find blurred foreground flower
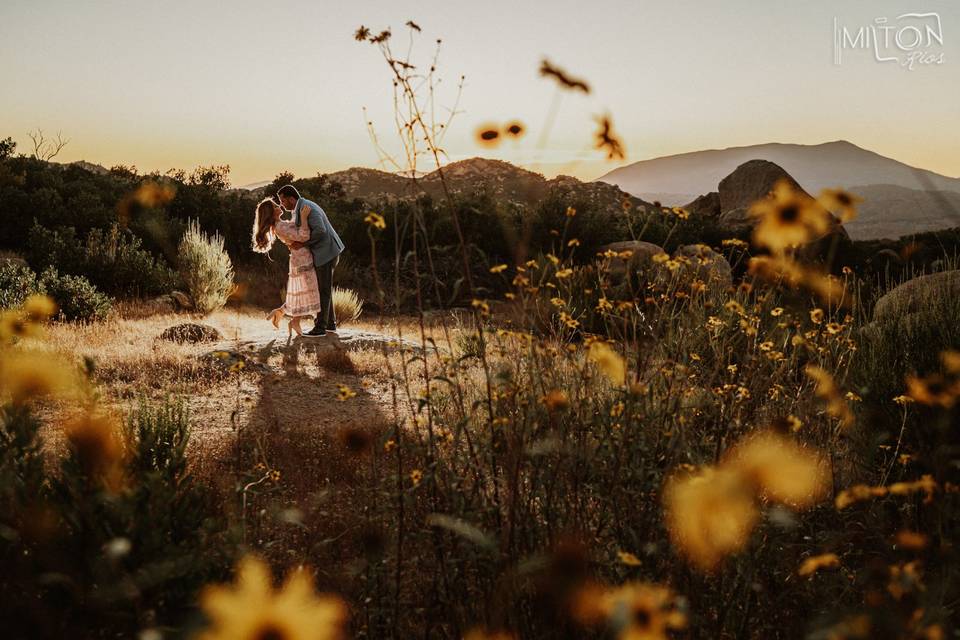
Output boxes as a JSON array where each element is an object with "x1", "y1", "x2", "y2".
[
  {"x1": 594, "y1": 116, "x2": 625, "y2": 160},
  {"x1": 475, "y1": 125, "x2": 500, "y2": 148},
  {"x1": 747, "y1": 255, "x2": 846, "y2": 306},
  {"x1": 0, "y1": 350, "x2": 80, "y2": 405},
  {"x1": 664, "y1": 467, "x2": 758, "y2": 571},
  {"x1": 724, "y1": 430, "x2": 828, "y2": 508},
  {"x1": 817, "y1": 187, "x2": 862, "y2": 222},
  {"x1": 0, "y1": 310, "x2": 41, "y2": 342},
  {"x1": 539, "y1": 58, "x2": 590, "y2": 93},
  {"x1": 905, "y1": 373, "x2": 959, "y2": 408},
  {"x1": 574, "y1": 581, "x2": 686, "y2": 640},
  {"x1": 588, "y1": 341, "x2": 627, "y2": 387},
  {"x1": 117, "y1": 181, "x2": 176, "y2": 225},
  {"x1": 22, "y1": 294, "x2": 57, "y2": 323},
  {"x1": 750, "y1": 179, "x2": 831, "y2": 252},
  {"x1": 197, "y1": 555, "x2": 347, "y2": 640},
  {"x1": 665, "y1": 428, "x2": 830, "y2": 571},
  {"x1": 64, "y1": 410, "x2": 126, "y2": 492},
  {"x1": 797, "y1": 553, "x2": 840, "y2": 577},
  {"x1": 805, "y1": 365, "x2": 855, "y2": 428},
  {"x1": 835, "y1": 475, "x2": 937, "y2": 510}
]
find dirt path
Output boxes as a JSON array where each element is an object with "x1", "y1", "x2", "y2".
[
  {"x1": 36, "y1": 309, "x2": 427, "y2": 573},
  {"x1": 38, "y1": 308, "x2": 447, "y2": 585},
  {"x1": 179, "y1": 318, "x2": 429, "y2": 585}
]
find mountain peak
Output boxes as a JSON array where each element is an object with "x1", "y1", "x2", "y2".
[
  {"x1": 597, "y1": 139, "x2": 959, "y2": 206},
  {"x1": 430, "y1": 157, "x2": 543, "y2": 180}
]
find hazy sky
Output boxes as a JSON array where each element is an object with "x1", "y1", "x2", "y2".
[{"x1": 1, "y1": 0, "x2": 958, "y2": 186}]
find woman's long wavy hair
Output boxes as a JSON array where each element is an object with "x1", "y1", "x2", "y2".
[{"x1": 252, "y1": 198, "x2": 278, "y2": 254}]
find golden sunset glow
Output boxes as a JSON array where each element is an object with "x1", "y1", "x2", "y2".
[{"x1": 1, "y1": 1, "x2": 958, "y2": 184}]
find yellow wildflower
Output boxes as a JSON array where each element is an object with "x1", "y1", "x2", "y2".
[
  {"x1": 364, "y1": 212, "x2": 386, "y2": 229},
  {"x1": 798, "y1": 553, "x2": 840, "y2": 577},
  {"x1": 198, "y1": 555, "x2": 347, "y2": 640}
]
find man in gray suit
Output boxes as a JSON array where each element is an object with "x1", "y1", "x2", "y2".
[{"x1": 277, "y1": 184, "x2": 345, "y2": 337}]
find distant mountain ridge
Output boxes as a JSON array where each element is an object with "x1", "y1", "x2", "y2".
[
  {"x1": 313, "y1": 157, "x2": 659, "y2": 214},
  {"x1": 597, "y1": 140, "x2": 960, "y2": 204},
  {"x1": 597, "y1": 141, "x2": 960, "y2": 239}
]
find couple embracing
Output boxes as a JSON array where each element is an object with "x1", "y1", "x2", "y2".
[{"x1": 251, "y1": 185, "x2": 344, "y2": 337}]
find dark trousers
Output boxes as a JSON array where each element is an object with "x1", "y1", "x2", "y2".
[{"x1": 315, "y1": 254, "x2": 339, "y2": 329}]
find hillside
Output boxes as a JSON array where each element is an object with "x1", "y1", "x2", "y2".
[
  {"x1": 320, "y1": 157, "x2": 659, "y2": 214},
  {"x1": 844, "y1": 184, "x2": 960, "y2": 240},
  {"x1": 597, "y1": 141, "x2": 960, "y2": 240},
  {"x1": 597, "y1": 140, "x2": 960, "y2": 204}
]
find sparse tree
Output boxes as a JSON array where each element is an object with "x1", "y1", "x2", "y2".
[
  {"x1": 0, "y1": 137, "x2": 15, "y2": 160},
  {"x1": 188, "y1": 164, "x2": 231, "y2": 190},
  {"x1": 109, "y1": 164, "x2": 139, "y2": 180},
  {"x1": 166, "y1": 167, "x2": 187, "y2": 182},
  {"x1": 27, "y1": 128, "x2": 70, "y2": 161},
  {"x1": 264, "y1": 170, "x2": 296, "y2": 198}
]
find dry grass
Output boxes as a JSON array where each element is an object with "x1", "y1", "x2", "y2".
[
  {"x1": 315, "y1": 348, "x2": 357, "y2": 375},
  {"x1": 40, "y1": 303, "x2": 445, "y2": 394}
]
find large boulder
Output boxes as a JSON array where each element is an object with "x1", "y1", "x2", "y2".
[
  {"x1": 873, "y1": 270, "x2": 960, "y2": 322},
  {"x1": 718, "y1": 159, "x2": 806, "y2": 214},
  {"x1": 673, "y1": 244, "x2": 733, "y2": 286},
  {"x1": 716, "y1": 160, "x2": 809, "y2": 230},
  {"x1": 711, "y1": 159, "x2": 850, "y2": 260},
  {"x1": 597, "y1": 240, "x2": 667, "y2": 282},
  {"x1": 684, "y1": 191, "x2": 721, "y2": 218},
  {"x1": 159, "y1": 323, "x2": 222, "y2": 344}
]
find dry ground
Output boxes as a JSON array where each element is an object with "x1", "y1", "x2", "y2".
[{"x1": 32, "y1": 302, "x2": 471, "y2": 576}]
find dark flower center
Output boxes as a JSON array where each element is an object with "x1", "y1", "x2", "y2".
[
  {"x1": 254, "y1": 624, "x2": 288, "y2": 640},
  {"x1": 836, "y1": 193, "x2": 851, "y2": 206},
  {"x1": 779, "y1": 205, "x2": 799, "y2": 223},
  {"x1": 633, "y1": 607, "x2": 653, "y2": 628}
]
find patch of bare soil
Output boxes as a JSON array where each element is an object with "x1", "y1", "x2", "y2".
[{"x1": 37, "y1": 307, "x2": 456, "y2": 588}]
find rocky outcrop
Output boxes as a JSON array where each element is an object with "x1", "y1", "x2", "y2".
[
  {"x1": 718, "y1": 160, "x2": 805, "y2": 213},
  {"x1": 873, "y1": 270, "x2": 960, "y2": 322},
  {"x1": 678, "y1": 160, "x2": 851, "y2": 261},
  {"x1": 715, "y1": 160, "x2": 807, "y2": 230},
  {"x1": 684, "y1": 191, "x2": 721, "y2": 218},
  {"x1": 159, "y1": 323, "x2": 222, "y2": 344},
  {"x1": 597, "y1": 240, "x2": 666, "y2": 282},
  {"x1": 673, "y1": 244, "x2": 732, "y2": 286}
]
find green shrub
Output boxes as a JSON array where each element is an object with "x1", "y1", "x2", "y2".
[
  {"x1": 84, "y1": 225, "x2": 179, "y2": 295},
  {"x1": 39, "y1": 267, "x2": 112, "y2": 322},
  {"x1": 27, "y1": 222, "x2": 178, "y2": 297},
  {"x1": 0, "y1": 398, "x2": 235, "y2": 637},
  {"x1": 177, "y1": 220, "x2": 234, "y2": 314},
  {"x1": 0, "y1": 262, "x2": 111, "y2": 322},
  {"x1": 0, "y1": 261, "x2": 42, "y2": 309}
]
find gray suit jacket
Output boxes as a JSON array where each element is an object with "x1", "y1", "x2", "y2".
[{"x1": 294, "y1": 197, "x2": 344, "y2": 267}]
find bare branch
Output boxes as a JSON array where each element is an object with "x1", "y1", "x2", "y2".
[
  {"x1": 27, "y1": 129, "x2": 44, "y2": 159},
  {"x1": 47, "y1": 130, "x2": 70, "y2": 160},
  {"x1": 27, "y1": 128, "x2": 70, "y2": 161}
]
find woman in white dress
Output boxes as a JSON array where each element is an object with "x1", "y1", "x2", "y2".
[{"x1": 251, "y1": 198, "x2": 321, "y2": 336}]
